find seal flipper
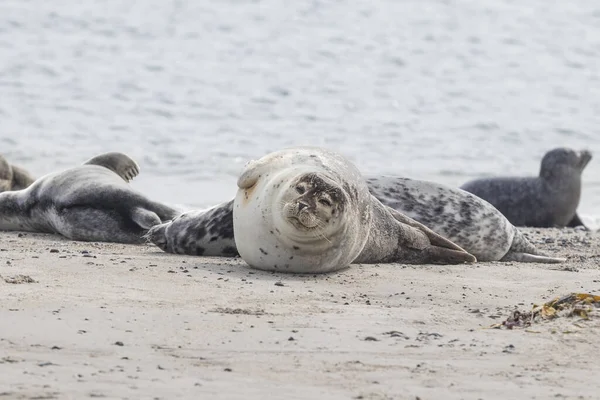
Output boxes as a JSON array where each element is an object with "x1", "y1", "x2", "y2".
[
  {"x1": 84, "y1": 152, "x2": 140, "y2": 182},
  {"x1": 130, "y1": 207, "x2": 162, "y2": 229},
  {"x1": 503, "y1": 228, "x2": 565, "y2": 263},
  {"x1": 355, "y1": 200, "x2": 476, "y2": 265},
  {"x1": 566, "y1": 213, "x2": 588, "y2": 230},
  {"x1": 385, "y1": 205, "x2": 470, "y2": 254},
  {"x1": 501, "y1": 252, "x2": 565, "y2": 263}
]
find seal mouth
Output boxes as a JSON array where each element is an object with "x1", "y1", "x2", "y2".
[
  {"x1": 579, "y1": 150, "x2": 593, "y2": 169},
  {"x1": 287, "y1": 215, "x2": 318, "y2": 230}
]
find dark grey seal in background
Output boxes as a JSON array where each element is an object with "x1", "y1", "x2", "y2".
[
  {"x1": 0, "y1": 152, "x2": 179, "y2": 243},
  {"x1": 0, "y1": 154, "x2": 35, "y2": 192},
  {"x1": 460, "y1": 147, "x2": 592, "y2": 229}
]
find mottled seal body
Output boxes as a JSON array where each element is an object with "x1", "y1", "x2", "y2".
[
  {"x1": 147, "y1": 200, "x2": 238, "y2": 257},
  {"x1": 231, "y1": 146, "x2": 475, "y2": 273},
  {"x1": 0, "y1": 155, "x2": 35, "y2": 192},
  {"x1": 147, "y1": 172, "x2": 564, "y2": 264},
  {"x1": 0, "y1": 152, "x2": 178, "y2": 243},
  {"x1": 460, "y1": 147, "x2": 592, "y2": 228},
  {"x1": 366, "y1": 176, "x2": 564, "y2": 263}
]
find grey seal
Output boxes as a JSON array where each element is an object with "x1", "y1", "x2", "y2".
[
  {"x1": 231, "y1": 146, "x2": 475, "y2": 273},
  {"x1": 147, "y1": 174, "x2": 563, "y2": 264},
  {"x1": 0, "y1": 155, "x2": 35, "y2": 192},
  {"x1": 148, "y1": 148, "x2": 477, "y2": 270},
  {"x1": 0, "y1": 152, "x2": 179, "y2": 243},
  {"x1": 460, "y1": 147, "x2": 592, "y2": 229},
  {"x1": 366, "y1": 176, "x2": 564, "y2": 263}
]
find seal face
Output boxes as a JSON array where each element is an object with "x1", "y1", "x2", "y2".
[
  {"x1": 460, "y1": 147, "x2": 592, "y2": 228},
  {"x1": 0, "y1": 152, "x2": 178, "y2": 244},
  {"x1": 283, "y1": 173, "x2": 345, "y2": 233},
  {"x1": 233, "y1": 147, "x2": 372, "y2": 273}
]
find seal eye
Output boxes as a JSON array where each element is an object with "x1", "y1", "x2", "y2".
[
  {"x1": 295, "y1": 185, "x2": 306, "y2": 194},
  {"x1": 318, "y1": 199, "x2": 331, "y2": 207}
]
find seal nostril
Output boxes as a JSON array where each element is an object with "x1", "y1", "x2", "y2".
[{"x1": 298, "y1": 202, "x2": 308, "y2": 211}]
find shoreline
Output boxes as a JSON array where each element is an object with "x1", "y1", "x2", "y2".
[{"x1": 1, "y1": 228, "x2": 599, "y2": 399}]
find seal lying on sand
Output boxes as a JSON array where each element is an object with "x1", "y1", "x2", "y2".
[
  {"x1": 460, "y1": 147, "x2": 592, "y2": 229},
  {"x1": 231, "y1": 147, "x2": 475, "y2": 272},
  {"x1": 0, "y1": 155, "x2": 35, "y2": 192},
  {"x1": 366, "y1": 177, "x2": 564, "y2": 263},
  {"x1": 147, "y1": 174, "x2": 564, "y2": 264},
  {"x1": 0, "y1": 152, "x2": 179, "y2": 243},
  {"x1": 147, "y1": 151, "x2": 477, "y2": 270}
]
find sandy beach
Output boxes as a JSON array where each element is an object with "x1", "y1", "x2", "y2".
[{"x1": 1, "y1": 228, "x2": 599, "y2": 400}]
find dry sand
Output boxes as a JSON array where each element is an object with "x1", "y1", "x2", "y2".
[{"x1": 1, "y1": 228, "x2": 599, "y2": 400}]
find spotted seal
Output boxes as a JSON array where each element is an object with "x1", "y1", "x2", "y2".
[
  {"x1": 147, "y1": 173, "x2": 564, "y2": 264},
  {"x1": 0, "y1": 154, "x2": 35, "y2": 192},
  {"x1": 0, "y1": 152, "x2": 179, "y2": 243},
  {"x1": 460, "y1": 147, "x2": 592, "y2": 229},
  {"x1": 231, "y1": 146, "x2": 476, "y2": 273},
  {"x1": 366, "y1": 176, "x2": 565, "y2": 263},
  {"x1": 149, "y1": 147, "x2": 476, "y2": 272}
]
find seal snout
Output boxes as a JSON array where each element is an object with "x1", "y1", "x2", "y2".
[{"x1": 579, "y1": 149, "x2": 593, "y2": 169}]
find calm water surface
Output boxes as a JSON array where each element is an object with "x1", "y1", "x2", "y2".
[{"x1": 1, "y1": 0, "x2": 599, "y2": 224}]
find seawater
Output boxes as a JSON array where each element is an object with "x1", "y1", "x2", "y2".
[{"x1": 1, "y1": 0, "x2": 599, "y2": 226}]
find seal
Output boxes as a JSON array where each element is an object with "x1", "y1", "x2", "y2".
[
  {"x1": 460, "y1": 147, "x2": 592, "y2": 229},
  {"x1": 366, "y1": 176, "x2": 565, "y2": 263},
  {"x1": 0, "y1": 154, "x2": 35, "y2": 192},
  {"x1": 0, "y1": 152, "x2": 179, "y2": 243},
  {"x1": 233, "y1": 146, "x2": 476, "y2": 273},
  {"x1": 147, "y1": 172, "x2": 564, "y2": 264},
  {"x1": 148, "y1": 149, "x2": 477, "y2": 271}
]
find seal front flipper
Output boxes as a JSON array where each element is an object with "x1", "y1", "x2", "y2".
[
  {"x1": 385, "y1": 205, "x2": 470, "y2": 254},
  {"x1": 84, "y1": 152, "x2": 140, "y2": 182},
  {"x1": 396, "y1": 222, "x2": 478, "y2": 264},
  {"x1": 355, "y1": 200, "x2": 476, "y2": 265}
]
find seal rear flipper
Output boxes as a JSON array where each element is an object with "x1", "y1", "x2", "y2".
[
  {"x1": 501, "y1": 252, "x2": 565, "y2": 264},
  {"x1": 84, "y1": 152, "x2": 140, "y2": 182},
  {"x1": 385, "y1": 205, "x2": 469, "y2": 253},
  {"x1": 566, "y1": 213, "x2": 588, "y2": 230},
  {"x1": 131, "y1": 207, "x2": 161, "y2": 229}
]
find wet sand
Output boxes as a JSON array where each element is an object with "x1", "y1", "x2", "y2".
[{"x1": 1, "y1": 228, "x2": 599, "y2": 400}]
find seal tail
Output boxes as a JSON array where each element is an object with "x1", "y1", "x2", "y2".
[{"x1": 502, "y1": 228, "x2": 565, "y2": 264}]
